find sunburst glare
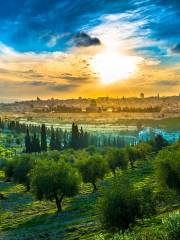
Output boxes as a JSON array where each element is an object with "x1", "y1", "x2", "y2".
[{"x1": 91, "y1": 50, "x2": 143, "y2": 84}]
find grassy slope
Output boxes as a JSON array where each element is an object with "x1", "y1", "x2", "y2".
[{"x1": 0, "y1": 159, "x2": 179, "y2": 240}]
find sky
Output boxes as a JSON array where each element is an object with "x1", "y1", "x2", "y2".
[{"x1": 0, "y1": 0, "x2": 179, "y2": 101}]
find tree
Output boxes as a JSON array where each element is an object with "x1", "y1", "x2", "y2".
[
  {"x1": 25, "y1": 128, "x2": 31, "y2": 153},
  {"x1": 156, "y1": 149, "x2": 180, "y2": 193},
  {"x1": 152, "y1": 134, "x2": 168, "y2": 152},
  {"x1": 71, "y1": 123, "x2": 78, "y2": 149},
  {"x1": 31, "y1": 133, "x2": 41, "y2": 153},
  {"x1": 41, "y1": 124, "x2": 47, "y2": 152},
  {"x1": 99, "y1": 176, "x2": 141, "y2": 231},
  {"x1": 54, "y1": 129, "x2": 62, "y2": 150},
  {"x1": 78, "y1": 154, "x2": 108, "y2": 192},
  {"x1": 127, "y1": 146, "x2": 140, "y2": 169},
  {"x1": 50, "y1": 127, "x2": 56, "y2": 150},
  {"x1": 136, "y1": 142, "x2": 152, "y2": 160},
  {"x1": 106, "y1": 148, "x2": 128, "y2": 175},
  {"x1": 30, "y1": 160, "x2": 80, "y2": 213},
  {"x1": 13, "y1": 154, "x2": 35, "y2": 191}
]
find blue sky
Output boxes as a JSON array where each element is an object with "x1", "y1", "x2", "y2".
[
  {"x1": 0, "y1": 0, "x2": 179, "y2": 100},
  {"x1": 0, "y1": 0, "x2": 179, "y2": 54}
]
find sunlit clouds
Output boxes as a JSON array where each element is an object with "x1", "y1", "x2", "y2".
[
  {"x1": 91, "y1": 50, "x2": 143, "y2": 84},
  {"x1": 0, "y1": 0, "x2": 179, "y2": 100}
]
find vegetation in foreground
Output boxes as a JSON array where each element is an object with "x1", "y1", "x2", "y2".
[{"x1": 0, "y1": 129, "x2": 180, "y2": 239}]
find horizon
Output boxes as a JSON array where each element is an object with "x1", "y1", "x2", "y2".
[
  {"x1": 1, "y1": 93, "x2": 180, "y2": 104},
  {"x1": 0, "y1": 0, "x2": 179, "y2": 99}
]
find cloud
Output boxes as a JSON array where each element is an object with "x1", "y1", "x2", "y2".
[
  {"x1": 47, "y1": 33, "x2": 69, "y2": 47},
  {"x1": 48, "y1": 83, "x2": 78, "y2": 92},
  {"x1": 171, "y1": 43, "x2": 180, "y2": 54},
  {"x1": 156, "y1": 80, "x2": 180, "y2": 86},
  {"x1": 73, "y1": 32, "x2": 101, "y2": 47}
]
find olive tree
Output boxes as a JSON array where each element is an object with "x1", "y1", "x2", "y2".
[
  {"x1": 78, "y1": 154, "x2": 108, "y2": 192},
  {"x1": 127, "y1": 146, "x2": 140, "y2": 169},
  {"x1": 30, "y1": 160, "x2": 80, "y2": 213},
  {"x1": 156, "y1": 149, "x2": 180, "y2": 193},
  {"x1": 99, "y1": 176, "x2": 141, "y2": 231},
  {"x1": 106, "y1": 148, "x2": 128, "y2": 175},
  {"x1": 136, "y1": 142, "x2": 152, "y2": 160},
  {"x1": 12, "y1": 154, "x2": 35, "y2": 191}
]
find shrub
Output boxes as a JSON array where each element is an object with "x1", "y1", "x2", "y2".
[
  {"x1": 4, "y1": 158, "x2": 16, "y2": 178},
  {"x1": 163, "y1": 211, "x2": 180, "y2": 240},
  {"x1": 95, "y1": 230, "x2": 165, "y2": 240},
  {"x1": 138, "y1": 187, "x2": 157, "y2": 218},
  {"x1": 78, "y1": 154, "x2": 108, "y2": 192},
  {"x1": 156, "y1": 149, "x2": 180, "y2": 193},
  {"x1": 30, "y1": 160, "x2": 80, "y2": 213}
]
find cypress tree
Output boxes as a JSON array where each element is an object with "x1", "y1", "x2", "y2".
[
  {"x1": 25, "y1": 128, "x2": 31, "y2": 153},
  {"x1": 55, "y1": 129, "x2": 61, "y2": 150},
  {"x1": 50, "y1": 127, "x2": 56, "y2": 150},
  {"x1": 41, "y1": 124, "x2": 47, "y2": 152},
  {"x1": 79, "y1": 127, "x2": 84, "y2": 148}
]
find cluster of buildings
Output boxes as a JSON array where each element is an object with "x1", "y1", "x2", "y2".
[{"x1": 1, "y1": 94, "x2": 180, "y2": 114}]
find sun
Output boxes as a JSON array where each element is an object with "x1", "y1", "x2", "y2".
[{"x1": 91, "y1": 50, "x2": 142, "y2": 84}]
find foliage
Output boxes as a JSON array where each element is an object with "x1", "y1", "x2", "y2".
[
  {"x1": 163, "y1": 211, "x2": 180, "y2": 240},
  {"x1": 4, "y1": 158, "x2": 15, "y2": 178},
  {"x1": 78, "y1": 154, "x2": 108, "y2": 192},
  {"x1": 137, "y1": 187, "x2": 157, "y2": 218},
  {"x1": 99, "y1": 176, "x2": 141, "y2": 232},
  {"x1": 30, "y1": 160, "x2": 80, "y2": 212},
  {"x1": 13, "y1": 154, "x2": 35, "y2": 191},
  {"x1": 106, "y1": 148, "x2": 128, "y2": 175},
  {"x1": 40, "y1": 124, "x2": 47, "y2": 152},
  {"x1": 0, "y1": 146, "x2": 12, "y2": 168},
  {"x1": 95, "y1": 229, "x2": 165, "y2": 240},
  {"x1": 155, "y1": 149, "x2": 180, "y2": 193},
  {"x1": 135, "y1": 142, "x2": 152, "y2": 159},
  {"x1": 127, "y1": 146, "x2": 140, "y2": 169},
  {"x1": 151, "y1": 134, "x2": 169, "y2": 152},
  {"x1": 4, "y1": 154, "x2": 35, "y2": 190}
]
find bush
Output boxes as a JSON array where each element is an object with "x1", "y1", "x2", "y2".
[
  {"x1": 95, "y1": 230, "x2": 164, "y2": 240},
  {"x1": 156, "y1": 149, "x2": 180, "y2": 193},
  {"x1": 138, "y1": 187, "x2": 157, "y2": 218},
  {"x1": 99, "y1": 176, "x2": 141, "y2": 231},
  {"x1": 4, "y1": 158, "x2": 16, "y2": 178},
  {"x1": 163, "y1": 211, "x2": 180, "y2": 240}
]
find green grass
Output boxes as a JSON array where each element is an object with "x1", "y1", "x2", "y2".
[
  {"x1": 0, "y1": 158, "x2": 179, "y2": 240},
  {"x1": 0, "y1": 170, "x2": 101, "y2": 240}
]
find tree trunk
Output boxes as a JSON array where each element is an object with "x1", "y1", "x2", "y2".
[
  {"x1": 112, "y1": 168, "x2": 116, "y2": 176},
  {"x1": 92, "y1": 182, "x2": 98, "y2": 192},
  {"x1": 26, "y1": 182, "x2": 30, "y2": 192},
  {"x1": 130, "y1": 160, "x2": 134, "y2": 169},
  {"x1": 54, "y1": 193, "x2": 64, "y2": 213}
]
